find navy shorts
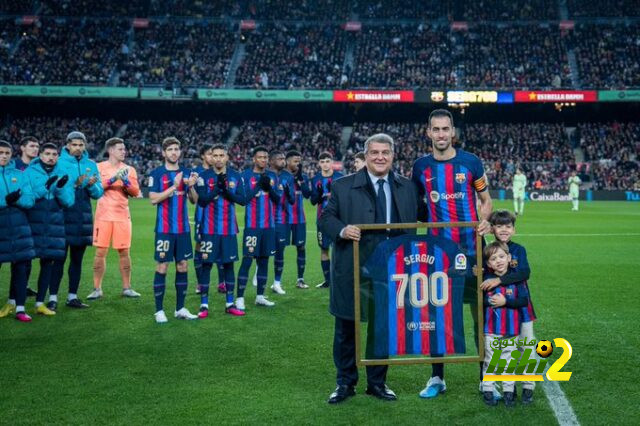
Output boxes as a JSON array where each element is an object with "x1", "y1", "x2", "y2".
[
  {"x1": 243, "y1": 228, "x2": 276, "y2": 257},
  {"x1": 277, "y1": 223, "x2": 306, "y2": 247},
  {"x1": 198, "y1": 234, "x2": 239, "y2": 264},
  {"x1": 154, "y1": 233, "x2": 193, "y2": 263},
  {"x1": 316, "y1": 228, "x2": 332, "y2": 250}
]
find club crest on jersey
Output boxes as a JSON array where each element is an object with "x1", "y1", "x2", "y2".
[
  {"x1": 202, "y1": 253, "x2": 208, "y2": 260},
  {"x1": 455, "y1": 253, "x2": 467, "y2": 270},
  {"x1": 11, "y1": 177, "x2": 17, "y2": 183},
  {"x1": 455, "y1": 173, "x2": 466, "y2": 184},
  {"x1": 159, "y1": 252, "x2": 166, "y2": 259},
  {"x1": 429, "y1": 190, "x2": 440, "y2": 203},
  {"x1": 505, "y1": 288, "x2": 513, "y2": 296},
  {"x1": 510, "y1": 259, "x2": 518, "y2": 268},
  {"x1": 229, "y1": 181, "x2": 236, "y2": 188},
  {"x1": 278, "y1": 184, "x2": 284, "y2": 190},
  {"x1": 86, "y1": 167, "x2": 92, "y2": 173}
]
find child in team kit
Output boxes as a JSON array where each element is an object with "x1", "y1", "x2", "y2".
[
  {"x1": 481, "y1": 242, "x2": 529, "y2": 407},
  {"x1": 482, "y1": 210, "x2": 537, "y2": 405}
]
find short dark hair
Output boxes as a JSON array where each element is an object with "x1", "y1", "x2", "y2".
[
  {"x1": 199, "y1": 144, "x2": 213, "y2": 157},
  {"x1": 270, "y1": 150, "x2": 284, "y2": 158},
  {"x1": 252, "y1": 146, "x2": 268, "y2": 156},
  {"x1": 211, "y1": 143, "x2": 227, "y2": 152},
  {"x1": 318, "y1": 151, "x2": 333, "y2": 161},
  {"x1": 20, "y1": 136, "x2": 39, "y2": 146},
  {"x1": 0, "y1": 140, "x2": 11, "y2": 150},
  {"x1": 162, "y1": 137, "x2": 180, "y2": 151},
  {"x1": 41, "y1": 142, "x2": 58, "y2": 152},
  {"x1": 428, "y1": 109, "x2": 454, "y2": 128},
  {"x1": 489, "y1": 209, "x2": 516, "y2": 226},
  {"x1": 286, "y1": 150, "x2": 302, "y2": 160},
  {"x1": 483, "y1": 241, "x2": 509, "y2": 260},
  {"x1": 105, "y1": 137, "x2": 124, "y2": 151},
  {"x1": 354, "y1": 151, "x2": 365, "y2": 161}
]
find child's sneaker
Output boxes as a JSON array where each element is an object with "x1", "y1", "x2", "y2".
[
  {"x1": 15, "y1": 312, "x2": 32, "y2": 322},
  {"x1": 503, "y1": 391, "x2": 516, "y2": 408},
  {"x1": 483, "y1": 391, "x2": 497, "y2": 407},
  {"x1": 522, "y1": 388, "x2": 534, "y2": 405}
]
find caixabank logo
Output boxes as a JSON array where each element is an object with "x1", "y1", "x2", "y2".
[{"x1": 483, "y1": 338, "x2": 573, "y2": 382}]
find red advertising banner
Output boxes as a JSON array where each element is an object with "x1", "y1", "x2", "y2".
[
  {"x1": 559, "y1": 20, "x2": 575, "y2": 30},
  {"x1": 333, "y1": 90, "x2": 414, "y2": 103},
  {"x1": 451, "y1": 22, "x2": 469, "y2": 31},
  {"x1": 344, "y1": 21, "x2": 362, "y2": 31},
  {"x1": 133, "y1": 18, "x2": 149, "y2": 28},
  {"x1": 514, "y1": 91, "x2": 597, "y2": 103},
  {"x1": 240, "y1": 20, "x2": 256, "y2": 30},
  {"x1": 21, "y1": 16, "x2": 37, "y2": 25}
]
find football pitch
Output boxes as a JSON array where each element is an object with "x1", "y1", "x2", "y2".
[{"x1": 1, "y1": 200, "x2": 638, "y2": 425}]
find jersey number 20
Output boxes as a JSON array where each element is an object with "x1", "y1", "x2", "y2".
[{"x1": 392, "y1": 272, "x2": 449, "y2": 309}]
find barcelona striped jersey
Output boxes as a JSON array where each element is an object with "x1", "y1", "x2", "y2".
[
  {"x1": 193, "y1": 165, "x2": 206, "y2": 237},
  {"x1": 507, "y1": 241, "x2": 537, "y2": 322},
  {"x1": 148, "y1": 165, "x2": 191, "y2": 234},
  {"x1": 362, "y1": 235, "x2": 469, "y2": 358},
  {"x1": 275, "y1": 170, "x2": 294, "y2": 225},
  {"x1": 311, "y1": 171, "x2": 343, "y2": 220},
  {"x1": 412, "y1": 150, "x2": 487, "y2": 256},
  {"x1": 197, "y1": 168, "x2": 242, "y2": 236},
  {"x1": 483, "y1": 274, "x2": 529, "y2": 336},
  {"x1": 241, "y1": 169, "x2": 279, "y2": 229}
]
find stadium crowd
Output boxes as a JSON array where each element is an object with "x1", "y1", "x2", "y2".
[{"x1": 1, "y1": 116, "x2": 638, "y2": 191}]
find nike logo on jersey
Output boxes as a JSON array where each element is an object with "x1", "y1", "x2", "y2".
[{"x1": 425, "y1": 177, "x2": 436, "y2": 182}]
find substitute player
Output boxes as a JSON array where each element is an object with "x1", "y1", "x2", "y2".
[
  {"x1": 236, "y1": 146, "x2": 280, "y2": 310},
  {"x1": 568, "y1": 170, "x2": 581, "y2": 211},
  {"x1": 89, "y1": 137, "x2": 141, "y2": 300},
  {"x1": 310, "y1": 152, "x2": 343, "y2": 288},
  {"x1": 148, "y1": 137, "x2": 199, "y2": 323},
  {"x1": 512, "y1": 168, "x2": 526, "y2": 216},
  {"x1": 412, "y1": 109, "x2": 492, "y2": 398},
  {"x1": 353, "y1": 151, "x2": 365, "y2": 172},
  {"x1": 195, "y1": 144, "x2": 245, "y2": 317}
]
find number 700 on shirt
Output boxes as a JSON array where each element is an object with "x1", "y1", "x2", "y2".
[{"x1": 392, "y1": 272, "x2": 449, "y2": 309}]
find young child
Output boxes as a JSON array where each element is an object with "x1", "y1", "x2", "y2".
[
  {"x1": 483, "y1": 210, "x2": 537, "y2": 404},
  {"x1": 481, "y1": 242, "x2": 529, "y2": 407}
]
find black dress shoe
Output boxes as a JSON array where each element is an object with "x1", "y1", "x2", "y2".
[
  {"x1": 66, "y1": 298, "x2": 89, "y2": 309},
  {"x1": 26, "y1": 287, "x2": 37, "y2": 297},
  {"x1": 46, "y1": 301, "x2": 57, "y2": 311},
  {"x1": 327, "y1": 385, "x2": 356, "y2": 404},
  {"x1": 365, "y1": 384, "x2": 397, "y2": 401}
]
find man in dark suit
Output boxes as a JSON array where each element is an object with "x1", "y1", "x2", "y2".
[{"x1": 318, "y1": 133, "x2": 420, "y2": 404}]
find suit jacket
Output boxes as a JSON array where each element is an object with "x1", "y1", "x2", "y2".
[{"x1": 318, "y1": 168, "x2": 419, "y2": 320}]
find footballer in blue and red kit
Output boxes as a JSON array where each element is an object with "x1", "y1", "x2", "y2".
[
  {"x1": 310, "y1": 151, "x2": 343, "y2": 288},
  {"x1": 363, "y1": 234, "x2": 469, "y2": 359},
  {"x1": 148, "y1": 137, "x2": 200, "y2": 322},
  {"x1": 414, "y1": 109, "x2": 493, "y2": 397},
  {"x1": 235, "y1": 146, "x2": 281, "y2": 309},
  {"x1": 195, "y1": 147, "x2": 245, "y2": 317}
]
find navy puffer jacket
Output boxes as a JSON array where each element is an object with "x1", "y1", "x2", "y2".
[
  {"x1": 24, "y1": 159, "x2": 75, "y2": 260},
  {"x1": 0, "y1": 161, "x2": 35, "y2": 263},
  {"x1": 58, "y1": 148, "x2": 103, "y2": 246}
]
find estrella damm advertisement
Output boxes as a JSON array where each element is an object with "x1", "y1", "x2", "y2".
[{"x1": 483, "y1": 338, "x2": 573, "y2": 382}]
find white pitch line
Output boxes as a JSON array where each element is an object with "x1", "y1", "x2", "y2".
[{"x1": 542, "y1": 369, "x2": 580, "y2": 426}]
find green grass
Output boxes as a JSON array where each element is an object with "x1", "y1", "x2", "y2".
[{"x1": 1, "y1": 200, "x2": 639, "y2": 425}]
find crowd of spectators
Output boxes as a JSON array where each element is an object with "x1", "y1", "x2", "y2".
[
  {"x1": 567, "y1": 0, "x2": 640, "y2": 17},
  {"x1": 571, "y1": 24, "x2": 640, "y2": 90},
  {"x1": 2, "y1": 116, "x2": 639, "y2": 190},
  {"x1": 117, "y1": 21, "x2": 236, "y2": 88},
  {"x1": 578, "y1": 122, "x2": 639, "y2": 190},
  {"x1": 1, "y1": 0, "x2": 36, "y2": 15},
  {"x1": 458, "y1": 0, "x2": 558, "y2": 21},
  {"x1": 235, "y1": 24, "x2": 348, "y2": 89},
  {"x1": 1, "y1": 18, "x2": 128, "y2": 85}
]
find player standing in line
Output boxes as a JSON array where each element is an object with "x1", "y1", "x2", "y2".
[
  {"x1": 280, "y1": 150, "x2": 312, "y2": 289},
  {"x1": 568, "y1": 170, "x2": 581, "y2": 211},
  {"x1": 480, "y1": 242, "x2": 529, "y2": 407},
  {"x1": 269, "y1": 150, "x2": 294, "y2": 294},
  {"x1": 54, "y1": 131, "x2": 103, "y2": 310},
  {"x1": 195, "y1": 144, "x2": 245, "y2": 317},
  {"x1": 11, "y1": 136, "x2": 40, "y2": 299},
  {"x1": 148, "y1": 137, "x2": 199, "y2": 323},
  {"x1": 24, "y1": 143, "x2": 75, "y2": 316},
  {"x1": 310, "y1": 152, "x2": 343, "y2": 289},
  {"x1": 483, "y1": 209, "x2": 536, "y2": 404},
  {"x1": 236, "y1": 146, "x2": 280, "y2": 310},
  {"x1": 0, "y1": 140, "x2": 35, "y2": 322},
  {"x1": 88, "y1": 137, "x2": 141, "y2": 300},
  {"x1": 353, "y1": 151, "x2": 365, "y2": 172},
  {"x1": 512, "y1": 168, "x2": 527, "y2": 216},
  {"x1": 412, "y1": 109, "x2": 492, "y2": 398}
]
